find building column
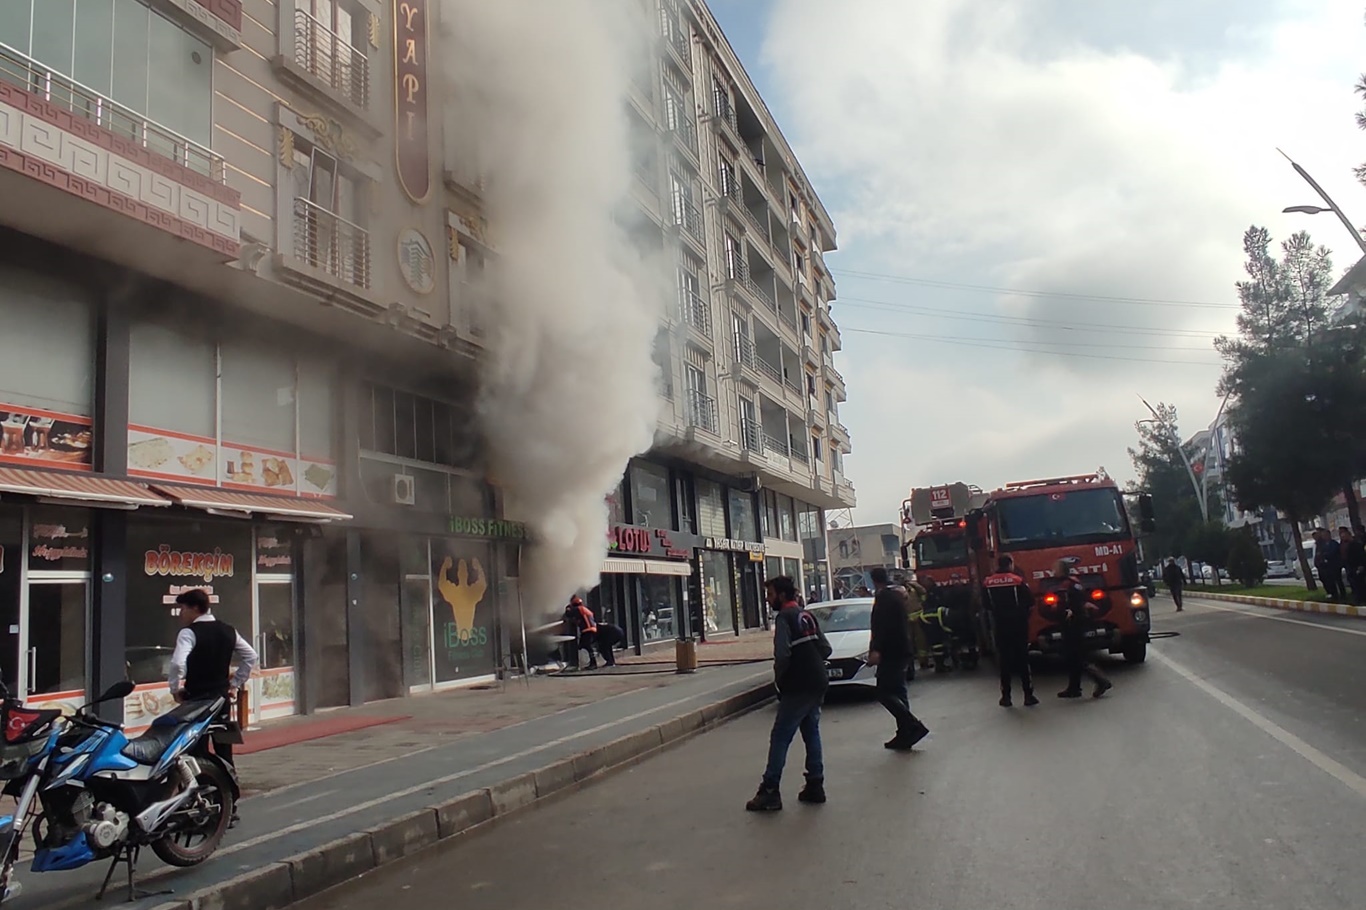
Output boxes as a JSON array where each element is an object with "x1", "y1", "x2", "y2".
[{"x1": 92, "y1": 298, "x2": 131, "y2": 719}]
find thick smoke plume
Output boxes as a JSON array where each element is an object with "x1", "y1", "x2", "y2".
[{"x1": 438, "y1": 0, "x2": 668, "y2": 617}]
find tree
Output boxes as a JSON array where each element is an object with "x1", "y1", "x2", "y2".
[
  {"x1": 1217, "y1": 226, "x2": 1366, "y2": 545},
  {"x1": 1127, "y1": 403, "x2": 1205, "y2": 563},
  {"x1": 1187, "y1": 522, "x2": 1237, "y2": 586},
  {"x1": 1227, "y1": 530, "x2": 1268, "y2": 587}
]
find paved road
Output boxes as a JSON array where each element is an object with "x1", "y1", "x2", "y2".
[{"x1": 299, "y1": 594, "x2": 1366, "y2": 910}]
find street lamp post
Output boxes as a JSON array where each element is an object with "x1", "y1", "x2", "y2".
[
  {"x1": 1137, "y1": 395, "x2": 1230, "y2": 525},
  {"x1": 1278, "y1": 149, "x2": 1366, "y2": 255}
]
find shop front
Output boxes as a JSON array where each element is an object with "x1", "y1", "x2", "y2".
[
  {"x1": 597, "y1": 524, "x2": 698, "y2": 650},
  {"x1": 699, "y1": 537, "x2": 766, "y2": 639}
]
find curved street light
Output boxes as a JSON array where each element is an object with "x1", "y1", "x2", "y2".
[{"x1": 1278, "y1": 149, "x2": 1366, "y2": 255}]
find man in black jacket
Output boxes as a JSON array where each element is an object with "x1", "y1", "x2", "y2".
[
  {"x1": 982, "y1": 555, "x2": 1038, "y2": 707},
  {"x1": 868, "y1": 567, "x2": 929, "y2": 750},
  {"x1": 1161, "y1": 558, "x2": 1186, "y2": 612},
  {"x1": 747, "y1": 576, "x2": 831, "y2": 812}
]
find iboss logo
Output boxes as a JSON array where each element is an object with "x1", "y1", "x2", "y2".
[{"x1": 443, "y1": 622, "x2": 489, "y2": 649}]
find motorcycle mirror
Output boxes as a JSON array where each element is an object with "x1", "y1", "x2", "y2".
[{"x1": 96, "y1": 680, "x2": 136, "y2": 703}]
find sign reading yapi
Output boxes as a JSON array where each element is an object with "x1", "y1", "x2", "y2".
[
  {"x1": 608, "y1": 525, "x2": 692, "y2": 560},
  {"x1": 449, "y1": 516, "x2": 529, "y2": 541},
  {"x1": 394, "y1": 0, "x2": 430, "y2": 203}
]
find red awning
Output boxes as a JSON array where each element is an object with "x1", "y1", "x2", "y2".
[
  {"x1": 0, "y1": 466, "x2": 169, "y2": 508},
  {"x1": 151, "y1": 485, "x2": 352, "y2": 522}
]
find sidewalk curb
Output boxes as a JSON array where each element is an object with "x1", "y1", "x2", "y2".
[
  {"x1": 151, "y1": 681, "x2": 775, "y2": 910},
  {"x1": 1191, "y1": 590, "x2": 1364, "y2": 618}
]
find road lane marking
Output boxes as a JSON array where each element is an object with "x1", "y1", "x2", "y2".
[
  {"x1": 1185, "y1": 598, "x2": 1366, "y2": 638},
  {"x1": 1153, "y1": 650, "x2": 1366, "y2": 801},
  {"x1": 217, "y1": 669, "x2": 770, "y2": 858}
]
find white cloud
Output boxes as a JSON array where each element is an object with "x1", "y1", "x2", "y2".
[{"x1": 758, "y1": 0, "x2": 1366, "y2": 522}]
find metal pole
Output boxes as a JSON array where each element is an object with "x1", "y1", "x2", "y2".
[
  {"x1": 1140, "y1": 396, "x2": 1207, "y2": 523},
  {"x1": 1279, "y1": 149, "x2": 1366, "y2": 255}
]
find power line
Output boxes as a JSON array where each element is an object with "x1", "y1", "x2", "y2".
[
  {"x1": 841, "y1": 326, "x2": 1225, "y2": 367},
  {"x1": 830, "y1": 267, "x2": 1241, "y2": 310},
  {"x1": 837, "y1": 296, "x2": 1228, "y2": 341}
]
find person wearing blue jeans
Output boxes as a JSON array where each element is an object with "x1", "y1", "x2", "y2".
[{"x1": 747, "y1": 575, "x2": 832, "y2": 812}]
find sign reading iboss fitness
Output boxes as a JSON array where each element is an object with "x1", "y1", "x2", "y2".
[{"x1": 394, "y1": 0, "x2": 430, "y2": 202}]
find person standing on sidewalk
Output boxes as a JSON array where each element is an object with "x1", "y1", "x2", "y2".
[
  {"x1": 982, "y1": 555, "x2": 1038, "y2": 708},
  {"x1": 746, "y1": 575, "x2": 832, "y2": 812},
  {"x1": 168, "y1": 588, "x2": 258, "y2": 768},
  {"x1": 1338, "y1": 527, "x2": 1366, "y2": 606},
  {"x1": 1162, "y1": 557, "x2": 1186, "y2": 612},
  {"x1": 868, "y1": 567, "x2": 930, "y2": 750}
]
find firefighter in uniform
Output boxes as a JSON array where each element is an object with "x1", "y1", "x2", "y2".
[
  {"x1": 981, "y1": 555, "x2": 1037, "y2": 707},
  {"x1": 1052, "y1": 560, "x2": 1114, "y2": 699}
]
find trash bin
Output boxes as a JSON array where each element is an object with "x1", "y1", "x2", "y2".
[{"x1": 675, "y1": 637, "x2": 698, "y2": 674}]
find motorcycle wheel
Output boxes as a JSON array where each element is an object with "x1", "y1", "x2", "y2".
[{"x1": 150, "y1": 761, "x2": 235, "y2": 868}]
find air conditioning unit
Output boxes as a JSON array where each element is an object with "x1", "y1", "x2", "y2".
[{"x1": 390, "y1": 474, "x2": 416, "y2": 506}]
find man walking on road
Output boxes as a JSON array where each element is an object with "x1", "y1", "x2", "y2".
[
  {"x1": 1162, "y1": 558, "x2": 1186, "y2": 612},
  {"x1": 747, "y1": 576, "x2": 831, "y2": 812},
  {"x1": 982, "y1": 556, "x2": 1038, "y2": 708},
  {"x1": 868, "y1": 568, "x2": 930, "y2": 750}
]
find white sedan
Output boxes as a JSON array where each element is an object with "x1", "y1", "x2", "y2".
[{"x1": 805, "y1": 598, "x2": 879, "y2": 689}]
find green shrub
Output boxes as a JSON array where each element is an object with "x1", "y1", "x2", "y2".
[{"x1": 1227, "y1": 532, "x2": 1268, "y2": 587}]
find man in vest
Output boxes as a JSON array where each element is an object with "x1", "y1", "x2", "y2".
[
  {"x1": 746, "y1": 575, "x2": 831, "y2": 812},
  {"x1": 982, "y1": 555, "x2": 1038, "y2": 707},
  {"x1": 168, "y1": 588, "x2": 259, "y2": 769},
  {"x1": 869, "y1": 567, "x2": 930, "y2": 749}
]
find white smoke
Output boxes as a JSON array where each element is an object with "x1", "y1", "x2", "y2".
[{"x1": 438, "y1": 0, "x2": 669, "y2": 617}]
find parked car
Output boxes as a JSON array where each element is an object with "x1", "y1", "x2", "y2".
[
  {"x1": 1265, "y1": 560, "x2": 1296, "y2": 579},
  {"x1": 805, "y1": 598, "x2": 878, "y2": 689},
  {"x1": 1200, "y1": 565, "x2": 1230, "y2": 582}
]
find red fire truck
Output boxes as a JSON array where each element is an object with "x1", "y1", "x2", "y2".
[{"x1": 967, "y1": 470, "x2": 1154, "y2": 663}]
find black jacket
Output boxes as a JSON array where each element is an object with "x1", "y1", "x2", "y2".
[
  {"x1": 869, "y1": 585, "x2": 912, "y2": 662},
  {"x1": 772, "y1": 603, "x2": 831, "y2": 697},
  {"x1": 1161, "y1": 562, "x2": 1185, "y2": 588},
  {"x1": 982, "y1": 571, "x2": 1033, "y2": 634}
]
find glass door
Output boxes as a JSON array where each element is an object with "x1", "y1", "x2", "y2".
[
  {"x1": 252, "y1": 577, "x2": 296, "y2": 723},
  {"x1": 22, "y1": 579, "x2": 89, "y2": 712}
]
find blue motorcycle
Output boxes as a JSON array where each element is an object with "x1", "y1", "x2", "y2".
[{"x1": 0, "y1": 681, "x2": 239, "y2": 904}]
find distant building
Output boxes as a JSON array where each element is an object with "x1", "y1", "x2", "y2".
[{"x1": 827, "y1": 523, "x2": 903, "y2": 597}]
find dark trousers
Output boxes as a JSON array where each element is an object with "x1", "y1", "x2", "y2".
[
  {"x1": 1320, "y1": 565, "x2": 1345, "y2": 600},
  {"x1": 1170, "y1": 585, "x2": 1184, "y2": 610},
  {"x1": 995, "y1": 631, "x2": 1033, "y2": 696},
  {"x1": 1349, "y1": 569, "x2": 1366, "y2": 606},
  {"x1": 761, "y1": 692, "x2": 824, "y2": 789},
  {"x1": 595, "y1": 625, "x2": 624, "y2": 665},
  {"x1": 1062, "y1": 632, "x2": 1109, "y2": 692},
  {"x1": 875, "y1": 659, "x2": 924, "y2": 735}
]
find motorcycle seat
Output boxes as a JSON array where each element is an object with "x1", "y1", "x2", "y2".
[
  {"x1": 151, "y1": 699, "x2": 223, "y2": 728},
  {"x1": 121, "y1": 725, "x2": 182, "y2": 765}
]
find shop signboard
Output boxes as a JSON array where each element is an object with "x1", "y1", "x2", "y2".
[
  {"x1": 0, "y1": 402, "x2": 92, "y2": 470},
  {"x1": 27, "y1": 508, "x2": 91, "y2": 573},
  {"x1": 430, "y1": 539, "x2": 497, "y2": 683},
  {"x1": 609, "y1": 525, "x2": 694, "y2": 560},
  {"x1": 127, "y1": 425, "x2": 218, "y2": 486},
  {"x1": 127, "y1": 424, "x2": 338, "y2": 497},
  {"x1": 703, "y1": 537, "x2": 766, "y2": 555}
]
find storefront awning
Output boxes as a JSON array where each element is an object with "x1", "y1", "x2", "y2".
[
  {"x1": 601, "y1": 557, "x2": 693, "y2": 576},
  {"x1": 0, "y1": 466, "x2": 169, "y2": 508},
  {"x1": 151, "y1": 485, "x2": 352, "y2": 522}
]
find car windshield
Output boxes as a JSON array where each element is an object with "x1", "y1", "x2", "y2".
[
  {"x1": 806, "y1": 600, "x2": 874, "y2": 632},
  {"x1": 995, "y1": 487, "x2": 1130, "y2": 548},
  {"x1": 913, "y1": 532, "x2": 967, "y2": 569}
]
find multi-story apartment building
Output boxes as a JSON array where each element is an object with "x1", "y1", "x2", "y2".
[
  {"x1": 589, "y1": 0, "x2": 854, "y2": 643},
  {"x1": 0, "y1": 0, "x2": 851, "y2": 723}
]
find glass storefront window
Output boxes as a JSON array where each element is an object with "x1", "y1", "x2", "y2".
[
  {"x1": 698, "y1": 479, "x2": 726, "y2": 538},
  {"x1": 221, "y1": 339, "x2": 297, "y2": 454},
  {"x1": 0, "y1": 266, "x2": 93, "y2": 418},
  {"x1": 629, "y1": 461, "x2": 672, "y2": 528},
  {"x1": 778, "y1": 494, "x2": 797, "y2": 541},
  {"x1": 674, "y1": 475, "x2": 697, "y2": 534},
  {"x1": 129, "y1": 322, "x2": 216, "y2": 439},
  {"x1": 638, "y1": 575, "x2": 680, "y2": 643},
  {"x1": 728, "y1": 488, "x2": 758, "y2": 541},
  {"x1": 701, "y1": 550, "x2": 735, "y2": 636},
  {"x1": 28, "y1": 581, "x2": 86, "y2": 697},
  {"x1": 430, "y1": 539, "x2": 498, "y2": 683}
]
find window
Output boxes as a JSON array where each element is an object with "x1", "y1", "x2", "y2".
[
  {"x1": 723, "y1": 232, "x2": 742, "y2": 279},
  {"x1": 794, "y1": 250, "x2": 805, "y2": 278},
  {"x1": 801, "y1": 312, "x2": 812, "y2": 339},
  {"x1": 221, "y1": 339, "x2": 296, "y2": 453},
  {"x1": 679, "y1": 258, "x2": 702, "y2": 307},
  {"x1": 363, "y1": 383, "x2": 475, "y2": 470},
  {"x1": 129, "y1": 322, "x2": 215, "y2": 439},
  {"x1": 728, "y1": 487, "x2": 758, "y2": 541},
  {"x1": 662, "y1": 83, "x2": 685, "y2": 131},
  {"x1": 451, "y1": 236, "x2": 487, "y2": 336},
  {"x1": 2, "y1": 0, "x2": 213, "y2": 149},
  {"x1": 0, "y1": 266, "x2": 93, "y2": 418},
  {"x1": 777, "y1": 493, "x2": 796, "y2": 541},
  {"x1": 812, "y1": 434, "x2": 823, "y2": 463},
  {"x1": 674, "y1": 474, "x2": 696, "y2": 534},
  {"x1": 718, "y1": 154, "x2": 738, "y2": 199},
  {"x1": 685, "y1": 364, "x2": 706, "y2": 396},
  {"x1": 697, "y1": 479, "x2": 726, "y2": 538},
  {"x1": 629, "y1": 461, "x2": 673, "y2": 529},
  {"x1": 806, "y1": 372, "x2": 817, "y2": 397},
  {"x1": 291, "y1": 137, "x2": 370, "y2": 288},
  {"x1": 296, "y1": 0, "x2": 371, "y2": 109}
]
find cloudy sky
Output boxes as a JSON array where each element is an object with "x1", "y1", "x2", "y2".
[{"x1": 709, "y1": 0, "x2": 1366, "y2": 525}]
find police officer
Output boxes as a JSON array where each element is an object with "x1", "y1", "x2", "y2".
[{"x1": 981, "y1": 555, "x2": 1037, "y2": 707}]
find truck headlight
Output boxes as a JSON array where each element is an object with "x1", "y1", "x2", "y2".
[{"x1": 1130, "y1": 591, "x2": 1147, "y2": 608}]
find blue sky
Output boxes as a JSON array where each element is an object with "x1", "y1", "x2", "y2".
[{"x1": 706, "y1": 0, "x2": 1366, "y2": 525}]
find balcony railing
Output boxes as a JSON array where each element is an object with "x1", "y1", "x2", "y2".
[
  {"x1": 295, "y1": 9, "x2": 370, "y2": 110},
  {"x1": 672, "y1": 197, "x2": 704, "y2": 243},
  {"x1": 293, "y1": 197, "x2": 372, "y2": 289},
  {"x1": 758, "y1": 357, "x2": 782, "y2": 384},
  {"x1": 0, "y1": 41, "x2": 225, "y2": 181},
  {"x1": 686, "y1": 390, "x2": 718, "y2": 434},
  {"x1": 780, "y1": 307, "x2": 798, "y2": 330},
  {"x1": 782, "y1": 371, "x2": 802, "y2": 394},
  {"x1": 742, "y1": 204, "x2": 770, "y2": 242},
  {"x1": 734, "y1": 334, "x2": 757, "y2": 370},
  {"x1": 741, "y1": 417, "x2": 764, "y2": 454},
  {"x1": 712, "y1": 91, "x2": 739, "y2": 134},
  {"x1": 667, "y1": 116, "x2": 699, "y2": 158},
  {"x1": 763, "y1": 432, "x2": 790, "y2": 456},
  {"x1": 680, "y1": 289, "x2": 712, "y2": 337},
  {"x1": 790, "y1": 445, "x2": 810, "y2": 466}
]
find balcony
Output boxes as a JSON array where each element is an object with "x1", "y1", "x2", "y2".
[
  {"x1": 680, "y1": 289, "x2": 712, "y2": 338},
  {"x1": 667, "y1": 117, "x2": 699, "y2": 160},
  {"x1": 660, "y1": 9, "x2": 691, "y2": 71},
  {"x1": 741, "y1": 203, "x2": 770, "y2": 243},
  {"x1": 779, "y1": 307, "x2": 798, "y2": 332},
  {"x1": 763, "y1": 432, "x2": 790, "y2": 457},
  {"x1": 712, "y1": 91, "x2": 740, "y2": 138},
  {"x1": 0, "y1": 42, "x2": 226, "y2": 181},
  {"x1": 790, "y1": 444, "x2": 810, "y2": 466},
  {"x1": 741, "y1": 416, "x2": 764, "y2": 454},
  {"x1": 758, "y1": 356, "x2": 783, "y2": 385},
  {"x1": 672, "y1": 197, "x2": 705, "y2": 245},
  {"x1": 686, "y1": 390, "x2": 718, "y2": 434},
  {"x1": 734, "y1": 334, "x2": 758, "y2": 371},
  {"x1": 729, "y1": 262, "x2": 775, "y2": 309},
  {"x1": 293, "y1": 197, "x2": 371, "y2": 290},
  {"x1": 294, "y1": 8, "x2": 370, "y2": 111}
]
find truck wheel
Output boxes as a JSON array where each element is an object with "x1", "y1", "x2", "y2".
[{"x1": 1122, "y1": 640, "x2": 1147, "y2": 664}]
